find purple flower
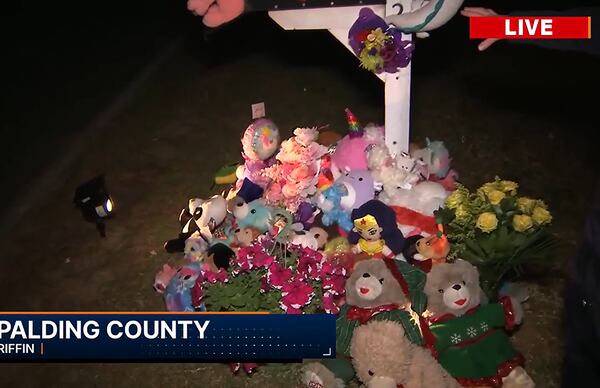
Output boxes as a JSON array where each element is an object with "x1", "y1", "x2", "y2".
[
  {"x1": 253, "y1": 251, "x2": 275, "y2": 269},
  {"x1": 348, "y1": 8, "x2": 414, "y2": 74},
  {"x1": 204, "y1": 269, "x2": 228, "y2": 284},
  {"x1": 191, "y1": 280, "x2": 204, "y2": 308},
  {"x1": 322, "y1": 275, "x2": 346, "y2": 296},
  {"x1": 281, "y1": 279, "x2": 315, "y2": 311},
  {"x1": 382, "y1": 32, "x2": 414, "y2": 72},
  {"x1": 267, "y1": 263, "x2": 293, "y2": 289},
  {"x1": 349, "y1": 8, "x2": 388, "y2": 54},
  {"x1": 322, "y1": 291, "x2": 340, "y2": 314},
  {"x1": 280, "y1": 304, "x2": 302, "y2": 314},
  {"x1": 259, "y1": 276, "x2": 270, "y2": 293},
  {"x1": 297, "y1": 252, "x2": 319, "y2": 278}
]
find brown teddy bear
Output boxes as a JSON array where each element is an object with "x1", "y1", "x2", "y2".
[
  {"x1": 302, "y1": 259, "x2": 427, "y2": 388},
  {"x1": 351, "y1": 320, "x2": 461, "y2": 388},
  {"x1": 345, "y1": 259, "x2": 410, "y2": 308},
  {"x1": 421, "y1": 260, "x2": 534, "y2": 388}
]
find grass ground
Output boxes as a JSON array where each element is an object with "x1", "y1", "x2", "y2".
[{"x1": 0, "y1": 12, "x2": 598, "y2": 387}]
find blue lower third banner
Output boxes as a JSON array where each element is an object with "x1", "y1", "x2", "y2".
[{"x1": 0, "y1": 313, "x2": 336, "y2": 362}]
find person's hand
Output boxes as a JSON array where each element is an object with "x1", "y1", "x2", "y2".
[
  {"x1": 187, "y1": 0, "x2": 245, "y2": 28},
  {"x1": 461, "y1": 7, "x2": 502, "y2": 51}
]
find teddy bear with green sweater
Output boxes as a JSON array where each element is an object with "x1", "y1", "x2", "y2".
[
  {"x1": 301, "y1": 258, "x2": 433, "y2": 388},
  {"x1": 421, "y1": 260, "x2": 534, "y2": 388}
]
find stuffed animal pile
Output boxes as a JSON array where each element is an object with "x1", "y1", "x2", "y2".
[{"x1": 153, "y1": 110, "x2": 533, "y2": 386}]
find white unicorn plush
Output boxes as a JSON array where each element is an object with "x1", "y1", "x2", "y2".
[{"x1": 367, "y1": 143, "x2": 447, "y2": 215}]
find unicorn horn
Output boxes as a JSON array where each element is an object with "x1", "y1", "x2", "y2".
[{"x1": 345, "y1": 108, "x2": 362, "y2": 138}]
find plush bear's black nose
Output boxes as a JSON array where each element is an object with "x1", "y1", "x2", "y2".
[
  {"x1": 362, "y1": 273, "x2": 371, "y2": 278},
  {"x1": 452, "y1": 284, "x2": 462, "y2": 291}
]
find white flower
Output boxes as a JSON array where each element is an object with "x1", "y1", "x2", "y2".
[
  {"x1": 480, "y1": 321, "x2": 489, "y2": 331},
  {"x1": 450, "y1": 333, "x2": 462, "y2": 344},
  {"x1": 293, "y1": 127, "x2": 319, "y2": 146},
  {"x1": 466, "y1": 327, "x2": 477, "y2": 338}
]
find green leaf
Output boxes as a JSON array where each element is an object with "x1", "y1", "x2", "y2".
[
  {"x1": 500, "y1": 196, "x2": 517, "y2": 213},
  {"x1": 434, "y1": 207, "x2": 455, "y2": 225}
]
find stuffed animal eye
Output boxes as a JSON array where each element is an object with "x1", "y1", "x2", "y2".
[
  {"x1": 438, "y1": 289, "x2": 444, "y2": 294},
  {"x1": 379, "y1": 278, "x2": 384, "y2": 284},
  {"x1": 251, "y1": 209, "x2": 256, "y2": 214},
  {"x1": 426, "y1": 241, "x2": 431, "y2": 246},
  {"x1": 184, "y1": 275, "x2": 191, "y2": 280},
  {"x1": 234, "y1": 228, "x2": 241, "y2": 233},
  {"x1": 368, "y1": 370, "x2": 374, "y2": 376},
  {"x1": 362, "y1": 273, "x2": 371, "y2": 278},
  {"x1": 462, "y1": 281, "x2": 466, "y2": 286},
  {"x1": 358, "y1": 177, "x2": 363, "y2": 181},
  {"x1": 314, "y1": 233, "x2": 320, "y2": 239}
]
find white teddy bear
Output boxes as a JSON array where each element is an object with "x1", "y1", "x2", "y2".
[{"x1": 367, "y1": 144, "x2": 448, "y2": 216}]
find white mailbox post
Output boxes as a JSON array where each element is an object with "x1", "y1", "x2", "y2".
[{"x1": 268, "y1": 0, "x2": 414, "y2": 155}]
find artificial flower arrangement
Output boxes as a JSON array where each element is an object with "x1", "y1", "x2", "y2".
[
  {"x1": 196, "y1": 233, "x2": 348, "y2": 315},
  {"x1": 348, "y1": 8, "x2": 414, "y2": 74},
  {"x1": 435, "y1": 177, "x2": 554, "y2": 298},
  {"x1": 261, "y1": 127, "x2": 329, "y2": 213}
]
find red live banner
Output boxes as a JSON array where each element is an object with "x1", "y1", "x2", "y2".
[{"x1": 470, "y1": 16, "x2": 591, "y2": 39}]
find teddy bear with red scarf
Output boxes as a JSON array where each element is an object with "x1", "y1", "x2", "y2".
[
  {"x1": 421, "y1": 260, "x2": 534, "y2": 388},
  {"x1": 302, "y1": 258, "x2": 457, "y2": 388}
]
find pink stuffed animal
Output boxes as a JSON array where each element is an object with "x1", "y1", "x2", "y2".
[
  {"x1": 187, "y1": 0, "x2": 245, "y2": 28},
  {"x1": 153, "y1": 264, "x2": 178, "y2": 294},
  {"x1": 331, "y1": 124, "x2": 384, "y2": 179}
]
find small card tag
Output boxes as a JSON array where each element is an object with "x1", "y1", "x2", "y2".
[{"x1": 251, "y1": 102, "x2": 266, "y2": 119}]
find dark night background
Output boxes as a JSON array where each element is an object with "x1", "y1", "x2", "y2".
[
  {"x1": 2, "y1": 0, "x2": 597, "y2": 213},
  {"x1": 0, "y1": 0, "x2": 598, "y2": 386}
]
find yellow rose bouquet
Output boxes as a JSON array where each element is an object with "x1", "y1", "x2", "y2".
[{"x1": 435, "y1": 177, "x2": 554, "y2": 298}]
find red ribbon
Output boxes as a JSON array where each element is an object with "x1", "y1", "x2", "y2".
[
  {"x1": 499, "y1": 295, "x2": 516, "y2": 331},
  {"x1": 382, "y1": 259, "x2": 410, "y2": 298},
  {"x1": 454, "y1": 354, "x2": 525, "y2": 387},
  {"x1": 346, "y1": 303, "x2": 400, "y2": 324}
]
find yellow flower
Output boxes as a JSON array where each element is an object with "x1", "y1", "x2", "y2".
[
  {"x1": 455, "y1": 205, "x2": 470, "y2": 222},
  {"x1": 516, "y1": 197, "x2": 537, "y2": 214},
  {"x1": 478, "y1": 183, "x2": 496, "y2": 197},
  {"x1": 476, "y1": 212, "x2": 498, "y2": 233},
  {"x1": 365, "y1": 28, "x2": 387, "y2": 49},
  {"x1": 359, "y1": 48, "x2": 384, "y2": 71},
  {"x1": 532, "y1": 206, "x2": 552, "y2": 225},
  {"x1": 446, "y1": 189, "x2": 467, "y2": 209},
  {"x1": 513, "y1": 214, "x2": 534, "y2": 232},
  {"x1": 487, "y1": 190, "x2": 506, "y2": 205},
  {"x1": 499, "y1": 180, "x2": 519, "y2": 195}
]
